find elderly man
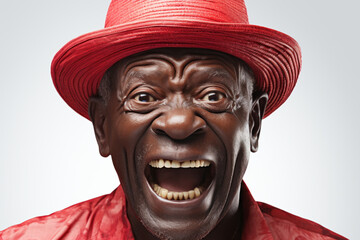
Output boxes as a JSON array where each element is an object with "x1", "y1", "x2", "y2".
[{"x1": 0, "y1": 0, "x2": 347, "y2": 239}]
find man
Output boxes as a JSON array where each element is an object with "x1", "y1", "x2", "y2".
[{"x1": 0, "y1": 0, "x2": 347, "y2": 239}]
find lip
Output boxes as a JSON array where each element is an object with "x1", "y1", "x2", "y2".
[{"x1": 142, "y1": 153, "x2": 217, "y2": 207}]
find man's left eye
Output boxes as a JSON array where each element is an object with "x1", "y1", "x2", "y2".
[
  {"x1": 201, "y1": 91, "x2": 225, "y2": 102},
  {"x1": 134, "y1": 93, "x2": 156, "y2": 102}
]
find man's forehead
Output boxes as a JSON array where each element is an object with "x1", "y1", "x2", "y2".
[
  {"x1": 123, "y1": 48, "x2": 239, "y2": 62},
  {"x1": 113, "y1": 48, "x2": 242, "y2": 79}
]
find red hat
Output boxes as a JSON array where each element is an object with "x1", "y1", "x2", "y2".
[{"x1": 51, "y1": 0, "x2": 301, "y2": 120}]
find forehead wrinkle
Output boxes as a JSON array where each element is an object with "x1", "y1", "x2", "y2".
[
  {"x1": 129, "y1": 55, "x2": 177, "y2": 79},
  {"x1": 179, "y1": 58, "x2": 204, "y2": 81},
  {"x1": 182, "y1": 59, "x2": 238, "y2": 88},
  {"x1": 117, "y1": 63, "x2": 148, "y2": 94},
  {"x1": 182, "y1": 53, "x2": 238, "y2": 75},
  {"x1": 187, "y1": 57, "x2": 237, "y2": 75},
  {"x1": 151, "y1": 56, "x2": 176, "y2": 80},
  {"x1": 133, "y1": 55, "x2": 195, "y2": 89},
  {"x1": 119, "y1": 59, "x2": 174, "y2": 91}
]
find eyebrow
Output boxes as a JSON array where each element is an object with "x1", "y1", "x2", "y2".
[
  {"x1": 183, "y1": 57, "x2": 238, "y2": 84},
  {"x1": 127, "y1": 69, "x2": 146, "y2": 81},
  {"x1": 208, "y1": 70, "x2": 235, "y2": 82},
  {"x1": 121, "y1": 64, "x2": 149, "y2": 92},
  {"x1": 196, "y1": 67, "x2": 237, "y2": 89}
]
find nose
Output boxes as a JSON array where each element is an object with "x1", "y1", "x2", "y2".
[{"x1": 151, "y1": 108, "x2": 206, "y2": 140}]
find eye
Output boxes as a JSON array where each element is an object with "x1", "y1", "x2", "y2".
[
  {"x1": 201, "y1": 91, "x2": 225, "y2": 102},
  {"x1": 133, "y1": 92, "x2": 156, "y2": 102}
]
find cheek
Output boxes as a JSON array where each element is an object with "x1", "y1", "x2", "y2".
[
  {"x1": 107, "y1": 113, "x2": 154, "y2": 149},
  {"x1": 232, "y1": 123, "x2": 250, "y2": 154},
  {"x1": 209, "y1": 112, "x2": 250, "y2": 151},
  {"x1": 107, "y1": 113, "x2": 155, "y2": 178},
  {"x1": 207, "y1": 111, "x2": 251, "y2": 184}
]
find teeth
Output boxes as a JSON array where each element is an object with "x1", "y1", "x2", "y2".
[
  {"x1": 164, "y1": 160, "x2": 171, "y2": 168},
  {"x1": 181, "y1": 161, "x2": 190, "y2": 168},
  {"x1": 194, "y1": 187, "x2": 201, "y2": 197},
  {"x1": 152, "y1": 184, "x2": 204, "y2": 201},
  {"x1": 171, "y1": 161, "x2": 180, "y2": 168},
  {"x1": 158, "y1": 159, "x2": 165, "y2": 168},
  {"x1": 195, "y1": 160, "x2": 200, "y2": 168},
  {"x1": 173, "y1": 192, "x2": 179, "y2": 200},
  {"x1": 149, "y1": 159, "x2": 211, "y2": 169},
  {"x1": 160, "y1": 188, "x2": 168, "y2": 198},
  {"x1": 167, "y1": 192, "x2": 173, "y2": 200},
  {"x1": 188, "y1": 190, "x2": 195, "y2": 199}
]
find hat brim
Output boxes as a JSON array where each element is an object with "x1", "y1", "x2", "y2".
[{"x1": 51, "y1": 19, "x2": 301, "y2": 120}]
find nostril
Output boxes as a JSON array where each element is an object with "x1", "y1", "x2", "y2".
[
  {"x1": 153, "y1": 128, "x2": 167, "y2": 136},
  {"x1": 193, "y1": 128, "x2": 204, "y2": 135}
]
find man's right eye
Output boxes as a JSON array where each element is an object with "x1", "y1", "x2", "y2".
[
  {"x1": 201, "y1": 91, "x2": 226, "y2": 102},
  {"x1": 133, "y1": 93, "x2": 156, "y2": 103}
]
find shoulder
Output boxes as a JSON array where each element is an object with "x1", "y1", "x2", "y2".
[
  {"x1": 0, "y1": 189, "x2": 129, "y2": 240},
  {"x1": 258, "y1": 202, "x2": 348, "y2": 240}
]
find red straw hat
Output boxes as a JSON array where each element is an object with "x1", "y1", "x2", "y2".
[{"x1": 51, "y1": 0, "x2": 301, "y2": 120}]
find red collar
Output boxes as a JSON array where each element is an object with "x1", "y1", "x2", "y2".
[{"x1": 239, "y1": 182, "x2": 274, "y2": 239}]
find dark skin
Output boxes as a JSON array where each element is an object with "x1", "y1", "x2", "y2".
[{"x1": 89, "y1": 48, "x2": 268, "y2": 240}]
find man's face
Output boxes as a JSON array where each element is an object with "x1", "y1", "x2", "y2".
[{"x1": 90, "y1": 48, "x2": 266, "y2": 240}]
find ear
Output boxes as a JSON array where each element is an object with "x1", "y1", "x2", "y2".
[
  {"x1": 88, "y1": 97, "x2": 110, "y2": 157},
  {"x1": 249, "y1": 92, "x2": 268, "y2": 152}
]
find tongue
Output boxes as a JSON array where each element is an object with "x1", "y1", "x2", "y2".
[{"x1": 153, "y1": 168, "x2": 206, "y2": 192}]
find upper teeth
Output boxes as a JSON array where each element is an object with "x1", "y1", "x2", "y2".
[{"x1": 149, "y1": 159, "x2": 211, "y2": 168}]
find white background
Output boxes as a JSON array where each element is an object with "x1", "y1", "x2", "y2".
[{"x1": 0, "y1": 0, "x2": 358, "y2": 239}]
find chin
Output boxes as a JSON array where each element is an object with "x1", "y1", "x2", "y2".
[{"x1": 119, "y1": 142, "x2": 246, "y2": 240}]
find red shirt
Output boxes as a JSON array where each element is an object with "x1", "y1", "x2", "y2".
[{"x1": 0, "y1": 182, "x2": 347, "y2": 240}]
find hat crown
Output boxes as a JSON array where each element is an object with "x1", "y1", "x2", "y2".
[{"x1": 105, "y1": 0, "x2": 249, "y2": 27}]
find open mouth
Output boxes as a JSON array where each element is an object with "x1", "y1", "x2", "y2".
[{"x1": 145, "y1": 159, "x2": 214, "y2": 201}]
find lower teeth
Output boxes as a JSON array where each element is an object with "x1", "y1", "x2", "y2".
[{"x1": 152, "y1": 184, "x2": 202, "y2": 200}]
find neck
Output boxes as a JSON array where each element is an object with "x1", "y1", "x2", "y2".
[
  {"x1": 202, "y1": 189, "x2": 241, "y2": 240},
  {"x1": 126, "y1": 205, "x2": 158, "y2": 240}
]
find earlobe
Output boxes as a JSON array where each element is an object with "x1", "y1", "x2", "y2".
[
  {"x1": 249, "y1": 92, "x2": 268, "y2": 153},
  {"x1": 88, "y1": 97, "x2": 110, "y2": 157}
]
